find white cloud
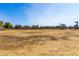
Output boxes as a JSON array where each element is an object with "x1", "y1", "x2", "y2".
[{"x1": 25, "y1": 4, "x2": 79, "y2": 26}]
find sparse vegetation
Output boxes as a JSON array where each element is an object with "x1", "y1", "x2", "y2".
[
  {"x1": 0, "y1": 21, "x2": 3, "y2": 27},
  {"x1": 0, "y1": 20, "x2": 79, "y2": 56},
  {"x1": 3, "y1": 22, "x2": 13, "y2": 29},
  {"x1": 0, "y1": 29, "x2": 79, "y2": 55},
  {"x1": 0, "y1": 20, "x2": 79, "y2": 30}
]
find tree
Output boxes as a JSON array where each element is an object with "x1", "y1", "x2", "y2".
[
  {"x1": 56, "y1": 25, "x2": 61, "y2": 29},
  {"x1": 3, "y1": 22, "x2": 13, "y2": 29},
  {"x1": 57, "y1": 24, "x2": 67, "y2": 29},
  {"x1": 0, "y1": 20, "x2": 3, "y2": 27},
  {"x1": 14, "y1": 24, "x2": 22, "y2": 29},
  {"x1": 32, "y1": 25, "x2": 39, "y2": 29},
  {"x1": 22, "y1": 25, "x2": 31, "y2": 29},
  {"x1": 68, "y1": 26, "x2": 73, "y2": 29},
  {"x1": 74, "y1": 21, "x2": 78, "y2": 29}
]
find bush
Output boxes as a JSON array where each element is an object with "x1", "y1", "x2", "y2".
[{"x1": 3, "y1": 22, "x2": 13, "y2": 29}]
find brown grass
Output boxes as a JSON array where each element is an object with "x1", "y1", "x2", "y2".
[{"x1": 0, "y1": 29, "x2": 79, "y2": 56}]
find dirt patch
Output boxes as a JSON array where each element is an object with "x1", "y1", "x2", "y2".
[
  {"x1": 60, "y1": 36, "x2": 69, "y2": 40},
  {"x1": 22, "y1": 32, "x2": 42, "y2": 34},
  {"x1": 0, "y1": 34, "x2": 72, "y2": 50},
  {"x1": 26, "y1": 35, "x2": 58, "y2": 45},
  {"x1": 0, "y1": 34, "x2": 59, "y2": 50}
]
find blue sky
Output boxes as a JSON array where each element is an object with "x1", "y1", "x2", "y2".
[{"x1": 0, "y1": 3, "x2": 79, "y2": 26}]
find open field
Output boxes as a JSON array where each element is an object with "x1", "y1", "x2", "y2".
[{"x1": 0, "y1": 29, "x2": 79, "y2": 56}]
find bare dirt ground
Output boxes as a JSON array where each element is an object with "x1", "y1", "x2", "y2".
[{"x1": 0, "y1": 29, "x2": 79, "y2": 56}]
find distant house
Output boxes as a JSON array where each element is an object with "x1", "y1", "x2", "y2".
[{"x1": 0, "y1": 27, "x2": 5, "y2": 31}]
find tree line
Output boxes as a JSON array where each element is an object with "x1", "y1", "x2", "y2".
[{"x1": 0, "y1": 20, "x2": 79, "y2": 30}]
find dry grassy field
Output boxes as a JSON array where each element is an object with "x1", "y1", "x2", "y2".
[{"x1": 0, "y1": 29, "x2": 79, "y2": 56}]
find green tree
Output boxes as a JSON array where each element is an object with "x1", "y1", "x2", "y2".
[
  {"x1": 58, "y1": 24, "x2": 67, "y2": 29},
  {"x1": 74, "y1": 21, "x2": 79, "y2": 29},
  {"x1": 32, "y1": 25, "x2": 39, "y2": 29},
  {"x1": 23, "y1": 25, "x2": 31, "y2": 29},
  {"x1": 3, "y1": 22, "x2": 13, "y2": 29},
  {"x1": 14, "y1": 24, "x2": 22, "y2": 29},
  {"x1": 0, "y1": 21, "x2": 3, "y2": 27}
]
